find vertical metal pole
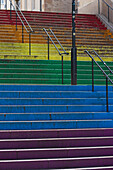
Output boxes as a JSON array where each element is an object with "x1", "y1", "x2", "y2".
[
  {"x1": 29, "y1": 33, "x2": 31, "y2": 55},
  {"x1": 71, "y1": 0, "x2": 77, "y2": 85},
  {"x1": 22, "y1": 24, "x2": 24, "y2": 43},
  {"x1": 108, "y1": 6, "x2": 110, "y2": 22},
  {"x1": 40, "y1": 0, "x2": 42, "y2": 12},
  {"x1": 16, "y1": 13, "x2": 17, "y2": 31},
  {"x1": 0, "y1": 0, "x2": 1, "y2": 9},
  {"x1": 5, "y1": 0, "x2": 7, "y2": 10},
  {"x1": 48, "y1": 36, "x2": 49, "y2": 60},
  {"x1": 98, "y1": 0, "x2": 100, "y2": 14},
  {"x1": 106, "y1": 77, "x2": 109, "y2": 112},
  {"x1": 92, "y1": 59, "x2": 94, "y2": 92},
  {"x1": 62, "y1": 55, "x2": 63, "y2": 84}
]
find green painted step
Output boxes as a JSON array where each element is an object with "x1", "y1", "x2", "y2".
[{"x1": 0, "y1": 59, "x2": 112, "y2": 85}]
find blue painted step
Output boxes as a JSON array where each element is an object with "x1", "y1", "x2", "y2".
[
  {"x1": 1, "y1": 112, "x2": 113, "y2": 121},
  {"x1": 0, "y1": 98, "x2": 113, "y2": 105},
  {"x1": 0, "y1": 85, "x2": 112, "y2": 91},
  {"x1": 0, "y1": 91, "x2": 113, "y2": 98},
  {"x1": 0, "y1": 85, "x2": 112, "y2": 130},
  {"x1": 0, "y1": 105, "x2": 112, "y2": 113},
  {"x1": 0, "y1": 120, "x2": 113, "y2": 130}
]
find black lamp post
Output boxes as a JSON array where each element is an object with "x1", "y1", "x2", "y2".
[
  {"x1": 71, "y1": 0, "x2": 77, "y2": 85},
  {"x1": 40, "y1": 0, "x2": 42, "y2": 11}
]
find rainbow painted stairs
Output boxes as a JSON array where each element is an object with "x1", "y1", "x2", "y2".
[
  {"x1": 0, "y1": 10, "x2": 113, "y2": 85},
  {"x1": 0, "y1": 9, "x2": 113, "y2": 169}
]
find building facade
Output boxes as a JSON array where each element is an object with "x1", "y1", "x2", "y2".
[{"x1": 0, "y1": 0, "x2": 113, "y2": 16}]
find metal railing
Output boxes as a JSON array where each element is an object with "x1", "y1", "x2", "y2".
[
  {"x1": 9, "y1": 0, "x2": 33, "y2": 32},
  {"x1": 8, "y1": 0, "x2": 34, "y2": 55},
  {"x1": 85, "y1": 50, "x2": 113, "y2": 112},
  {"x1": 99, "y1": 0, "x2": 113, "y2": 23},
  {"x1": 43, "y1": 28, "x2": 69, "y2": 84}
]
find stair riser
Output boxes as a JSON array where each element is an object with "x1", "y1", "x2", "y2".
[
  {"x1": 0, "y1": 137, "x2": 113, "y2": 149},
  {"x1": 1, "y1": 147, "x2": 113, "y2": 160},
  {"x1": 0, "y1": 105, "x2": 111, "y2": 113},
  {"x1": 0, "y1": 120, "x2": 112, "y2": 130},
  {"x1": 0, "y1": 157, "x2": 113, "y2": 169},
  {"x1": 0, "y1": 98, "x2": 112, "y2": 105},
  {"x1": 0, "y1": 129, "x2": 112, "y2": 139},
  {"x1": 0, "y1": 85, "x2": 112, "y2": 91},
  {"x1": 0, "y1": 91, "x2": 111, "y2": 98},
  {"x1": 1, "y1": 113, "x2": 113, "y2": 121}
]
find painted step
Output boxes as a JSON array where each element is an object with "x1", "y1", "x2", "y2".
[
  {"x1": 1, "y1": 112, "x2": 113, "y2": 121},
  {"x1": 0, "y1": 120, "x2": 112, "y2": 130},
  {"x1": 0, "y1": 105, "x2": 112, "y2": 113},
  {"x1": 0, "y1": 129, "x2": 113, "y2": 139},
  {"x1": 0, "y1": 85, "x2": 111, "y2": 91},
  {"x1": 1, "y1": 136, "x2": 113, "y2": 149},
  {"x1": 1, "y1": 146, "x2": 113, "y2": 160},
  {"x1": 0, "y1": 98, "x2": 112, "y2": 105},
  {"x1": 0, "y1": 156, "x2": 113, "y2": 169},
  {"x1": 0, "y1": 91, "x2": 111, "y2": 98}
]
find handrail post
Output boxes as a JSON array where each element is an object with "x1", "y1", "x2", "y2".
[
  {"x1": 29, "y1": 33, "x2": 31, "y2": 55},
  {"x1": 62, "y1": 55, "x2": 63, "y2": 84},
  {"x1": 106, "y1": 77, "x2": 109, "y2": 112},
  {"x1": 16, "y1": 13, "x2": 17, "y2": 31},
  {"x1": 108, "y1": 6, "x2": 110, "y2": 22},
  {"x1": 92, "y1": 59, "x2": 94, "y2": 92},
  {"x1": 48, "y1": 36, "x2": 49, "y2": 60},
  {"x1": 22, "y1": 24, "x2": 24, "y2": 43},
  {"x1": 0, "y1": 0, "x2": 1, "y2": 9}
]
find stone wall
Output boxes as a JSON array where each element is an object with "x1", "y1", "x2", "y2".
[{"x1": 43, "y1": 0, "x2": 78, "y2": 13}]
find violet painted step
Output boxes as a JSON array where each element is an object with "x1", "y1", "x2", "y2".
[
  {"x1": 1, "y1": 136, "x2": 113, "y2": 149},
  {"x1": 0, "y1": 129, "x2": 113, "y2": 169},
  {"x1": 1, "y1": 146, "x2": 113, "y2": 160},
  {"x1": 0, "y1": 156, "x2": 113, "y2": 169}
]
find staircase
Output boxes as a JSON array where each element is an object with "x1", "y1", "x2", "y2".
[
  {"x1": 0, "y1": 84, "x2": 113, "y2": 169},
  {"x1": 0, "y1": 10, "x2": 112, "y2": 59},
  {"x1": 0, "y1": 8, "x2": 113, "y2": 169},
  {"x1": 0, "y1": 10, "x2": 112, "y2": 85},
  {"x1": 0, "y1": 59, "x2": 112, "y2": 85}
]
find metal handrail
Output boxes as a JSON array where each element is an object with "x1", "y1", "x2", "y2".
[
  {"x1": 85, "y1": 50, "x2": 113, "y2": 112},
  {"x1": 102, "y1": 0, "x2": 113, "y2": 10},
  {"x1": 91, "y1": 50, "x2": 113, "y2": 75},
  {"x1": 101, "y1": 0, "x2": 113, "y2": 22},
  {"x1": 49, "y1": 29, "x2": 69, "y2": 55},
  {"x1": 9, "y1": 0, "x2": 33, "y2": 33},
  {"x1": 43, "y1": 28, "x2": 61, "y2": 55},
  {"x1": 43, "y1": 28, "x2": 69, "y2": 56},
  {"x1": 43, "y1": 28, "x2": 69, "y2": 84},
  {"x1": 85, "y1": 50, "x2": 113, "y2": 84}
]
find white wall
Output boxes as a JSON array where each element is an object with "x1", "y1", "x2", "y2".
[{"x1": 78, "y1": 0, "x2": 98, "y2": 14}]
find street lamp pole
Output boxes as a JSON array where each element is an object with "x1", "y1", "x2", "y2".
[
  {"x1": 71, "y1": 0, "x2": 77, "y2": 85},
  {"x1": 40, "y1": 0, "x2": 42, "y2": 12}
]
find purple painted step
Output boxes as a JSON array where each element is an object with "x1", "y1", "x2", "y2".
[
  {"x1": 0, "y1": 156, "x2": 113, "y2": 169},
  {"x1": 1, "y1": 136, "x2": 113, "y2": 149},
  {"x1": 0, "y1": 129, "x2": 113, "y2": 139},
  {"x1": 1, "y1": 146, "x2": 113, "y2": 160}
]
